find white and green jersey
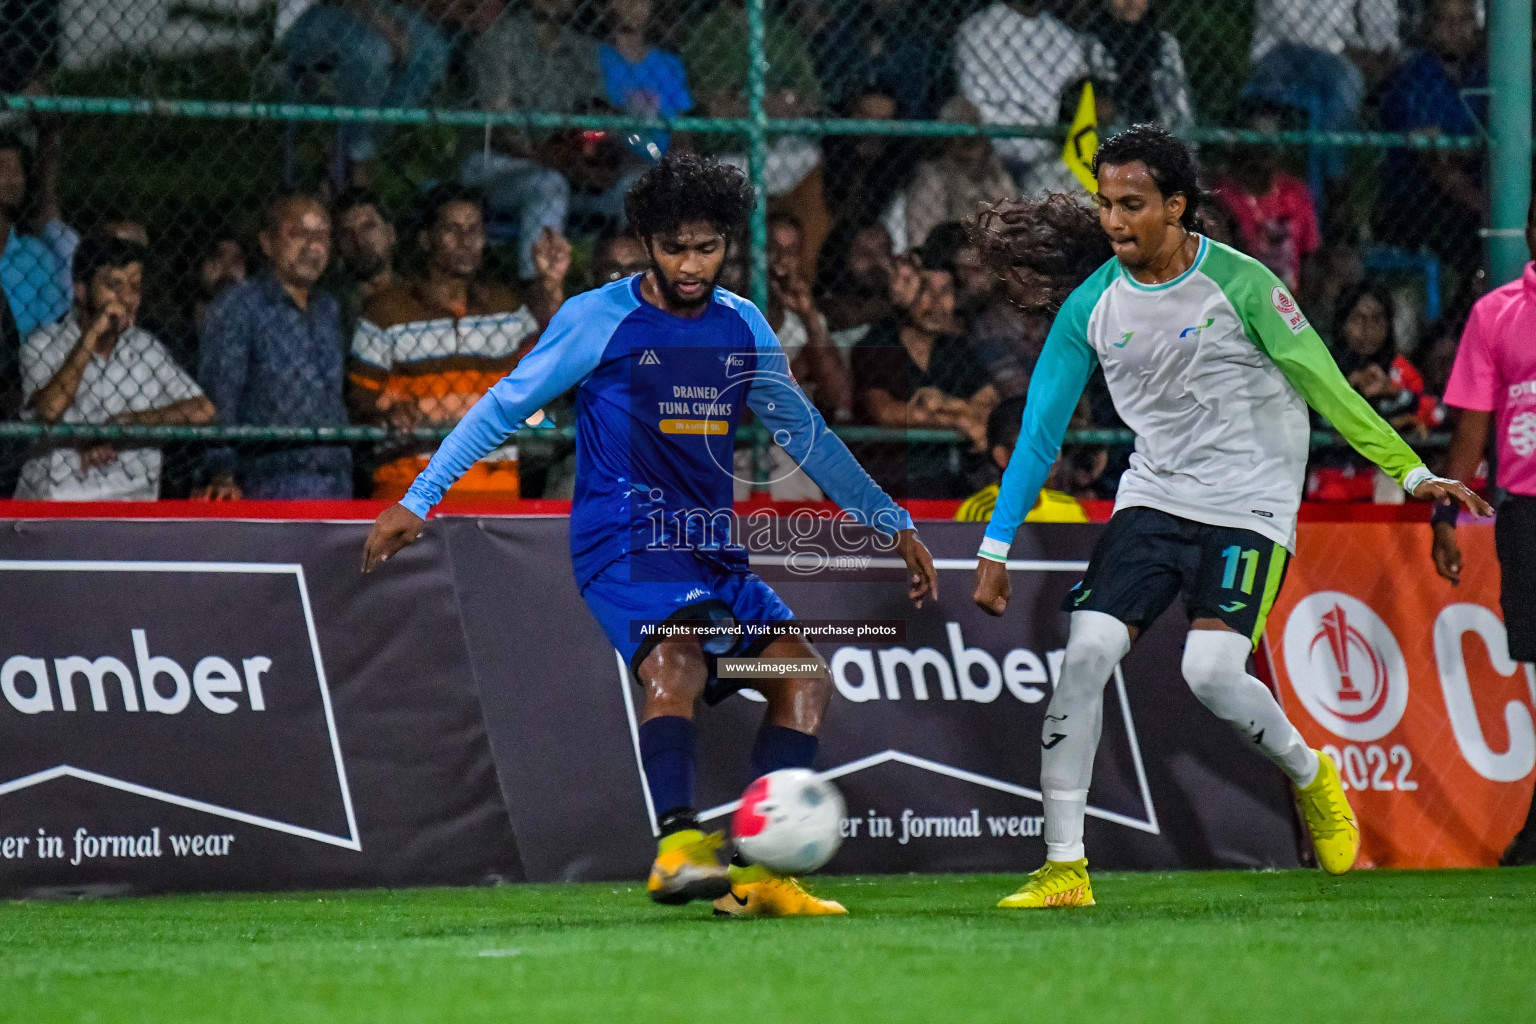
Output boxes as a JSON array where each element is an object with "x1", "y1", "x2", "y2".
[{"x1": 980, "y1": 235, "x2": 1430, "y2": 558}]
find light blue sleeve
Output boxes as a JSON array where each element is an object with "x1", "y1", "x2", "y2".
[
  {"x1": 735, "y1": 300, "x2": 914, "y2": 537},
  {"x1": 979, "y1": 275, "x2": 1105, "y2": 561},
  {"x1": 399, "y1": 287, "x2": 635, "y2": 518}
]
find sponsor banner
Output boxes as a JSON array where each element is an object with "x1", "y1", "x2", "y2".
[
  {"x1": 1264, "y1": 523, "x2": 1536, "y2": 867},
  {"x1": 0, "y1": 520, "x2": 521, "y2": 895},
  {"x1": 2, "y1": 514, "x2": 1311, "y2": 893},
  {"x1": 448, "y1": 518, "x2": 1300, "y2": 881}
]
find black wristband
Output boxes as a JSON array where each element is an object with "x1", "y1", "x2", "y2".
[{"x1": 1431, "y1": 501, "x2": 1460, "y2": 527}]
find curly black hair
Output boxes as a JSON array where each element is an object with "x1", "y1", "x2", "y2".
[
  {"x1": 1092, "y1": 122, "x2": 1207, "y2": 230},
  {"x1": 624, "y1": 152, "x2": 756, "y2": 241},
  {"x1": 971, "y1": 193, "x2": 1112, "y2": 314}
]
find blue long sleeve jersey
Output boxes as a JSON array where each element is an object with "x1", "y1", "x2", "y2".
[{"x1": 402, "y1": 276, "x2": 913, "y2": 588}]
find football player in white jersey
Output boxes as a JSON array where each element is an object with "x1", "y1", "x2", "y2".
[{"x1": 970, "y1": 124, "x2": 1491, "y2": 908}]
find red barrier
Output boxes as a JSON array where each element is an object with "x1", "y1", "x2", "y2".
[{"x1": 0, "y1": 498, "x2": 1435, "y2": 523}]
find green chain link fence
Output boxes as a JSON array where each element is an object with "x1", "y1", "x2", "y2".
[{"x1": 0, "y1": 0, "x2": 1524, "y2": 502}]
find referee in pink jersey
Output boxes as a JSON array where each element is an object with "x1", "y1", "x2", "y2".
[{"x1": 1432, "y1": 196, "x2": 1536, "y2": 866}]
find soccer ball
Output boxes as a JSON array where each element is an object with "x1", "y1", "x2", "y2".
[{"x1": 732, "y1": 769, "x2": 845, "y2": 875}]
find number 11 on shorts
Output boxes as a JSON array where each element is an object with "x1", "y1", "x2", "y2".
[{"x1": 1220, "y1": 545, "x2": 1260, "y2": 593}]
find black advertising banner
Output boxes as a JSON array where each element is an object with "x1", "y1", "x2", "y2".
[
  {"x1": 0, "y1": 520, "x2": 521, "y2": 896},
  {"x1": 446, "y1": 517, "x2": 1300, "y2": 882},
  {"x1": 1, "y1": 514, "x2": 1298, "y2": 895}
]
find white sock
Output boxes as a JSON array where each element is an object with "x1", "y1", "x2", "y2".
[
  {"x1": 1042, "y1": 611, "x2": 1131, "y2": 862},
  {"x1": 1181, "y1": 630, "x2": 1319, "y2": 787}
]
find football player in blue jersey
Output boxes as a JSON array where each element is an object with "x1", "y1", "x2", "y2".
[{"x1": 363, "y1": 153, "x2": 937, "y2": 916}]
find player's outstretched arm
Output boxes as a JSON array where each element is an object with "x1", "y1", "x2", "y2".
[
  {"x1": 1234, "y1": 270, "x2": 1492, "y2": 520},
  {"x1": 737, "y1": 301, "x2": 935, "y2": 606},
  {"x1": 974, "y1": 293, "x2": 1098, "y2": 617},
  {"x1": 361, "y1": 291, "x2": 619, "y2": 573}
]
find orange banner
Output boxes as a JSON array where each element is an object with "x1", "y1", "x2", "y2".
[{"x1": 1263, "y1": 523, "x2": 1536, "y2": 867}]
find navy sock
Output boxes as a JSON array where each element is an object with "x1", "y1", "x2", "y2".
[
  {"x1": 639, "y1": 715, "x2": 696, "y2": 831},
  {"x1": 749, "y1": 724, "x2": 819, "y2": 779}
]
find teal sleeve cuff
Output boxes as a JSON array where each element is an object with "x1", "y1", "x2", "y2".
[
  {"x1": 1401, "y1": 466, "x2": 1432, "y2": 494},
  {"x1": 978, "y1": 537, "x2": 1010, "y2": 562}
]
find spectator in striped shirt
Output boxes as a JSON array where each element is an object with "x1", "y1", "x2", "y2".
[{"x1": 349, "y1": 185, "x2": 570, "y2": 501}]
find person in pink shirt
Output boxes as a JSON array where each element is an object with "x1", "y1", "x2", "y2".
[
  {"x1": 1210, "y1": 103, "x2": 1321, "y2": 293},
  {"x1": 1432, "y1": 194, "x2": 1536, "y2": 866}
]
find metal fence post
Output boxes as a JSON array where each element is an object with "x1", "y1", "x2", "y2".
[
  {"x1": 745, "y1": 0, "x2": 770, "y2": 314},
  {"x1": 1488, "y1": 0, "x2": 1533, "y2": 283}
]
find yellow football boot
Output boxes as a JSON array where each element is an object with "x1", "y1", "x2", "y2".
[
  {"x1": 1297, "y1": 749, "x2": 1360, "y2": 875},
  {"x1": 713, "y1": 863, "x2": 847, "y2": 917},
  {"x1": 996, "y1": 858, "x2": 1095, "y2": 909},
  {"x1": 646, "y1": 829, "x2": 731, "y2": 905}
]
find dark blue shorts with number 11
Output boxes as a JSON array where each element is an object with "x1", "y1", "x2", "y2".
[{"x1": 1063, "y1": 506, "x2": 1290, "y2": 648}]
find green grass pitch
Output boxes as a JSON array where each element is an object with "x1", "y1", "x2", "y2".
[{"x1": 2, "y1": 869, "x2": 1532, "y2": 1023}]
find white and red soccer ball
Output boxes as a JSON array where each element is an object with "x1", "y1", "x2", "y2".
[{"x1": 732, "y1": 769, "x2": 845, "y2": 875}]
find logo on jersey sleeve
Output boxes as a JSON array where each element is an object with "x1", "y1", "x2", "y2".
[
  {"x1": 1271, "y1": 286, "x2": 1309, "y2": 335},
  {"x1": 638, "y1": 349, "x2": 661, "y2": 365}
]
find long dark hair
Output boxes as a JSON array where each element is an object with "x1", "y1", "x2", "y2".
[
  {"x1": 1332, "y1": 283, "x2": 1398, "y2": 374},
  {"x1": 970, "y1": 193, "x2": 1113, "y2": 314}
]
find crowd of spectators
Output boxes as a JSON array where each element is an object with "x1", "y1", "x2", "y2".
[{"x1": 0, "y1": 0, "x2": 1508, "y2": 502}]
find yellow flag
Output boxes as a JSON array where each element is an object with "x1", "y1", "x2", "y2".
[{"x1": 1062, "y1": 82, "x2": 1099, "y2": 193}]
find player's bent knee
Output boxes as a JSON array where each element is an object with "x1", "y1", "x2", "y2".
[
  {"x1": 1058, "y1": 611, "x2": 1132, "y2": 690},
  {"x1": 638, "y1": 638, "x2": 709, "y2": 716},
  {"x1": 793, "y1": 668, "x2": 834, "y2": 712},
  {"x1": 1180, "y1": 630, "x2": 1249, "y2": 706}
]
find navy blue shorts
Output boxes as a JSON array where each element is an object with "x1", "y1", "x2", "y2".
[
  {"x1": 1065, "y1": 506, "x2": 1290, "y2": 647},
  {"x1": 1497, "y1": 495, "x2": 1536, "y2": 662},
  {"x1": 581, "y1": 548, "x2": 797, "y2": 704}
]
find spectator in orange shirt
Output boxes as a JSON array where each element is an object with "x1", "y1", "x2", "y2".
[{"x1": 348, "y1": 185, "x2": 570, "y2": 500}]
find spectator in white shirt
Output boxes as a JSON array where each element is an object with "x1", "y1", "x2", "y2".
[
  {"x1": 953, "y1": 1, "x2": 1110, "y2": 183},
  {"x1": 17, "y1": 237, "x2": 214, "y2": 500},
  {"x1": 1245, "y1": 0, "x2": 1399, "y2": 178}
]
